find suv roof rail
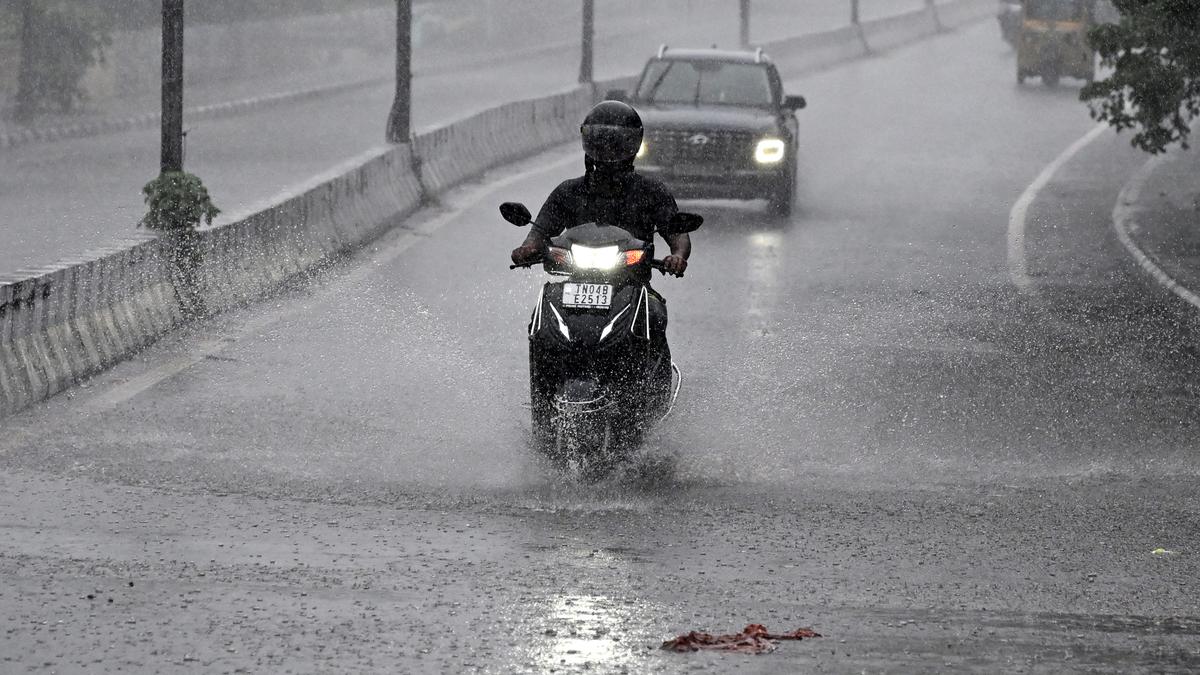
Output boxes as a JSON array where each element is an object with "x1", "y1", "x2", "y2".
[
  {"x1": 754, "y1": 47, "x2": 764, "y2": 63},
  {"x1": 657, "y1": 43, "x2": 668, "y2": 58}
]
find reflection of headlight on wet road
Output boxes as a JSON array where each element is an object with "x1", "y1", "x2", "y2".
[
  {"x1": 524, "y1": 546, "x2": 665, "y2": 672},
  {"x1": 750, "y1": 231, "x2": 783, "y2": 249},
  {"x1": 541, "y1": 595, "x2": 625, "y2": 666},
  {"x1": 745, "y1": 230, "x2": 784, "y2": 320},
  {"x1": 755, "y1": 138, "x2": 786, "y2": 164}
]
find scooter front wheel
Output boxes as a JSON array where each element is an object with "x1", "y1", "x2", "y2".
[{"x1": 554, "y1": 414, "x2": 624, "y2": 483}]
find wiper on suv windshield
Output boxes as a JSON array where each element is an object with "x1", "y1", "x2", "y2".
[{"x1": 644, "y1": 61, "x2": 676, "y2": 104}]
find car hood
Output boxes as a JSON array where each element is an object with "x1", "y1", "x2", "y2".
[{"x1": 635, "y1": 103, "x2": 780, "y2": 133}]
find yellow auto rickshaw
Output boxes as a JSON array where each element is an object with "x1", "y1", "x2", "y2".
[{"x1": 1016, "y1": 0, "x2": 1096, "y2": 86}]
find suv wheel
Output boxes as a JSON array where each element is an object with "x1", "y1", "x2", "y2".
[{"x1": 768, "y1": 167, "x2": 796, "y2": 217}]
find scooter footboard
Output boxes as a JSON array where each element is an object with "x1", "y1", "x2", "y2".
[{"x1": 532, "y1": 342, "x2": 649, "y2": 404}]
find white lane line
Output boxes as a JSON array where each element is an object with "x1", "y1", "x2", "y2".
[
  {"x1": 1110, "y1": 151, "x2": 1200, "y2": 310},
  {"x1": 1007, "y1": 122, "x2": 1109, "y2": 293},
  {"x1": 84, "y1": 150, "x2": 578, "y2": 410},
  {"x1": 83, "y1": 337, "x2": 238, "y2": 410}
]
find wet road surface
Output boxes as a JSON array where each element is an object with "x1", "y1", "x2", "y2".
[{"x1": 2, "y1": 19, "x2": 1199, "y2": 673}]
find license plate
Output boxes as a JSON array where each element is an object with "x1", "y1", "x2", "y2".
[{"x1": 562, "y1": 283, "x2": 613, "y2": 309}]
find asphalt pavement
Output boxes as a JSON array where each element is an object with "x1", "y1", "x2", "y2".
[{"x1": 1, "y1": 18, "x2": 1198, "y2": 674}]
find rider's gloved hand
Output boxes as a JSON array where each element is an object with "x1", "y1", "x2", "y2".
[
  {"x1": 511, "y1": 243, "x2": 543, "y2": 266},
  {"x1": 661, "y1": 255, "x2": 688, "y2": 277}
]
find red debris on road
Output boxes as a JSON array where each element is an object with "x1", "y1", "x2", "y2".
[{"x1": 661, "y1": 623, "x2": 822, "y2": 654}]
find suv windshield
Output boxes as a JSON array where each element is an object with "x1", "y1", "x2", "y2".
[{"x1": 636, "y1": 60, "x2": 774, "y2": 107}]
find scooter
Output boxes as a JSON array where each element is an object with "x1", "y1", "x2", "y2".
[{"x1": 501, "y1": 202, "x2": 702, "y2": 480}]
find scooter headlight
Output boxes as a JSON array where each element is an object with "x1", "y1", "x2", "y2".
[
  {"x1": 754, "y1": 138, "x2": 786, "y2": 164},
  {"x1": 571, "y1": 245, "x2": 621, "y2": 270}
]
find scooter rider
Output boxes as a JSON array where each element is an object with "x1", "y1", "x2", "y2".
[{"x1": 510, "y1": 101, "x2": 691, "y2": 280}]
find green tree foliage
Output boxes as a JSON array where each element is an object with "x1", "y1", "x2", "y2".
[
  {"x1": 9, "y1": 0, "x2": 110, "y2": 120},
  {"x1": 1081, "y1": 0, "x2": 1200, "y2": 153},
  {"x1": 140, "y1": 172, "x2": 220, "y2": 232},
  {"x1": 139, "y1": 168, "x2": 218, "y2": 316}
]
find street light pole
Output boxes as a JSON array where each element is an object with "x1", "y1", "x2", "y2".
[
  {"x1": 851, "y1": 0, "x2": 860, "y2": 25},
  {"x1": 579, "y1": 0, "x2": 594, "y2": 84},
  {"x1": 386, "y1": 0, "x2": 412, "y2": 143},
  {"x1": 161, "y1": 0, "x2": 184, "y2": 173},
  {"x1": 927, "y1": 0, "x2": 943, "y2": 29},
  {"x1": 739, "y1": 0, "x2": 750, "y2": 47},
  {"x1": 14, "y1": 0, "x2": 37, "y2": 123}
]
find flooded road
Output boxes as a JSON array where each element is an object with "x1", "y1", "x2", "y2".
[{"x1": 1, "y1": 19, "x2": 1198, "y2": 673}]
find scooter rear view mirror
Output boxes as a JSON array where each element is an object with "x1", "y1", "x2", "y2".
[
  {"x1": 668, "y1": 212, "x2": 704, "y2": 234},
  {"x1": 500, "y1": 202, "x2": 533, "y2": 226}
]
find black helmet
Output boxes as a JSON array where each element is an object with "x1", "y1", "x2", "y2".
[{"x1": 580, "y1": 101, "x2": 643, "y2": 164}]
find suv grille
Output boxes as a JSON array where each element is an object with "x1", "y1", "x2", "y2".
[{"x1": 645, "y1": 129, "x2": 756, "y2": 167}]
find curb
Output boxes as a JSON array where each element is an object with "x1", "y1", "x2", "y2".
[
  {"x1": 1111, "y1": 150, "x2": 1200, "y2": 311},
  {"x1": 0, "y1": 76, "x2": 390, "y2": 153}
]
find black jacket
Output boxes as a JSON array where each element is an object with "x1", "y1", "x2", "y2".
[{"x1": 532, "y1": 168, "x2": 679, "y2": 245}]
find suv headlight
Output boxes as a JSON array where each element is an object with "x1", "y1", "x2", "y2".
[{"x1": 755, "y1": 138, "x2": 786, "y2": 164}]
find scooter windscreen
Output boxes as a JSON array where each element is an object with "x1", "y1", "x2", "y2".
[{"x1": 542, "y1": 223, "x2": 652, "y2": 278}]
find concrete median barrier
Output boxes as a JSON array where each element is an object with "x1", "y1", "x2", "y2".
[
  {"x1": 764, "y1": 25, "x2": 869, "y2": 73},
  {"x1": 0, "y1": 141, "x2": 429, "y2": 418},
  {"x1": 0, "y1": 0, "x2": 992, "y2": 420},
  {"x1": 413, "y1": 87, "x2": 592, "y2": 196},
  {"x1": 594, "y1": 76, "x2": 640, "y2": 102},
  {"x1": 860, "y1": 7, "x2": 941, "y2": 53},
  {"x1": 935, "y1": 0, "x2": 995, "y2": 29}
]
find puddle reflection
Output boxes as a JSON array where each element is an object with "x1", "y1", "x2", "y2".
[
  {"x1": 524, "y1": 549, "x2": 666, "y2": 672},
  {"x1": 746, "y1": 230, "x2": 785, "y2": 324}
]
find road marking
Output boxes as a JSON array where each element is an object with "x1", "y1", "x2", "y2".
[
  {"x1": 1110, "y1": 151, "x2": 1200, "y2": 311},
  {"x1": 84, "y1": 150, "x2": 578, "y2": 410},
  {"x1": 1007, "y1": 122, "x2": 1109, "y2": 293}
]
